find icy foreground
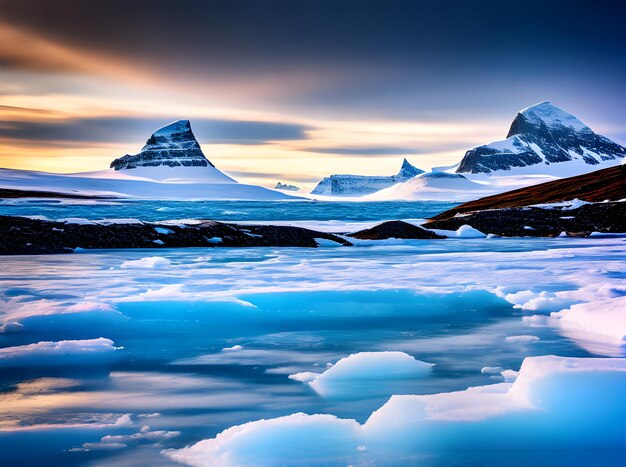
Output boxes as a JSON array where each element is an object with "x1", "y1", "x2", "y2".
[
  {"x1": 1, "y1": 233, "x2": 625, "y2": 465},
  {"x1": 165, "y1": 355, "x2": 626, "y2": 466}
]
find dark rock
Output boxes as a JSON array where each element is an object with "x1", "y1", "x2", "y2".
[
  {"x1": 0, "y1": 188, "x2": 114, "y2": 199},
  {"x1": 349, "y1": 220, "x2": 445, "y2": 240},
  {"x1": 0, "y1": 216, "x2": 352, "y2": 255},
  {"x1": 426, "y1": 202, "x2": 626, "y2": 237}
]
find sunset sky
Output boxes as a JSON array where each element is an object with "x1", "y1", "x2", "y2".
[{"x1": 1, "y1": 0, "x2": 625, "y2": 189}]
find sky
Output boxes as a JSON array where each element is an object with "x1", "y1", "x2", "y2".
[{"x1": 0, "y1": 0, "x2": 625, "y2": 189}]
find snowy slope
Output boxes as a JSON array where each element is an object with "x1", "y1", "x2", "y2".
[
  {"x1": 0, "y1": 168, "x2": 297, "y2": 200},
  {"x1": 364, "y1": 171, "x2": 488, "y2": 201},
  {"x1": 456, "y1": 102, "x2": 625, "y2": 175},
  {"x1": 0, "y1": 120, "x2": 299, "y2": 200},
  {"x1": 311, "y1": 158, "x2": 424, "y2": 195}
]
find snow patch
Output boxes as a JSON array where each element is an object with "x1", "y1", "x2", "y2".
[{"x1": 120, "y1": 257, "x2": 171, "y2": 269}]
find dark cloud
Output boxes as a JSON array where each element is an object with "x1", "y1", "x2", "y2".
[
  {"x1": 2, "y1": 0, "x2": 624, "y2": 70},
  {"x1": 0, "y1": 117, "x2": 310, "y2": 146},
  {"x1": 0, "y1": 0, "x2": 624, "y2": 136}
]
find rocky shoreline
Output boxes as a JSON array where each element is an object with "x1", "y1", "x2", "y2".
[
  {"x1": 426, "y1": 201, "x2": 626, "y2": 237},
  {"x1": 2, "y1": 199, "x2": 625, "y2": 254},
  {"x1": 0, "y1": 216, "x2": 353, "y2": 255}
]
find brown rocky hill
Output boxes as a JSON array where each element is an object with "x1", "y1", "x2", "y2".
[{"x1": 430, "y1": 164, "x2": 626, "y2": 221}]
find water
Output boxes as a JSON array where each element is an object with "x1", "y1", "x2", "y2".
[
  {"x1": 1, "y1": 200, "x2": 625, "y2": 466},
  {"x1": 0, "y1": 199, "x2": 457, "y2": 223}
]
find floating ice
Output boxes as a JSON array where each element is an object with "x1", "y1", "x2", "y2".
[
  {"x1": 163, "y1": 413, "x2": 363, "y2": 467},
  {"x1": 288, "y1": 372, "x2": 320, "y2": 382},
  {"x1": 455, "y1": 224, "x2": 487, "y2": 238},
  {"x1": 166, "y1": 356, "x2": 626, "y2": 465},
  {"x1": 505, "y1": 335, "x2": 540, "y2": 343},
  {"x1": 314, "y1": 237, "x2": 343, "y2": 247},
  {"x1": 0, "y1": 322, "x2": 24, "y2": 333},
  {"x1": 72, "y1": 425, "x2": 180, "y2": 452},
  {"x1": 120, "y1": 256, "x2": 171, "y2": 269},
  {"x1": 500, "y1": 369, "x2": 519, "y2": 382},
  {"x1": 550, "y1": 296, "x2": 626, "y2": 356},
  {"x1": 480, "y1": 366, "x2": 504, "y2": 375},
  {"x1": 551, "y1": 296, "x2": 626, "y2": 342},
  {"x1": 306, "y1": 351, "x2": 434, "y2": 399},
  {"x1": 0, "y1": 338, "x2": 120, "y2": 367}
]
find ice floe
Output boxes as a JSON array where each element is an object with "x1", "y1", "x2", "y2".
[
  {"x1": 302, "y1": 351, "x2": 434, "y2": 399},
  {"x1": 165, "y1": 355, "x2": 626, "y2": 466},
  {"x1": 0, "y1": 338, "x2": 120, "y2": 367},
  {"x1": 120, "y1": 257, "x2": 172, "y2": 269}
]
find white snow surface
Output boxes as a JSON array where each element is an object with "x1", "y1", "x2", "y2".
[
  {"x1": 363, "y1": 171, "x2": 486, "y2": 201},
  {"x1": 0, "y1": 167, "x2": 299, "y2": 200},
  {"x1": 550, "y1": 296, "x2": 626, "y2": 346},
  {"x1": 519, "y1": 101, "x2": 588, "y2": 132},
  {"x1": 120, "y1": 257, "x2": 172, "y2": 269}
]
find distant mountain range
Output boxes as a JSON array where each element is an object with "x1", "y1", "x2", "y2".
[
  {"x1": 0, "y1": 102, "x2": 623, "y2": 201},
  {"x1": 275, "y1": 182, "x2": 300, "y2": 191},
  {"x1": 310, "y1": 102, "x2": 625, "y2": 200},
  {"x1": 311, "y1": 158, "x2": 424, "y2": 195}
]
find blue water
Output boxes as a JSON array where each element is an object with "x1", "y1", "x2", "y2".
[{"x1": 0, "y1": 199, "x2": 457, "y2": 222}]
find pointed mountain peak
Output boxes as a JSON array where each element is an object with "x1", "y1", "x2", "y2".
[
  {"x1": 152, "y1": 119, "x2": 192, "y2": 137},
  {"x1": 509, "y1": 101, "x2": 589, "y2": 137},
  {"x1": 145, "y1": 120, "x2": 198, "y2": 149},
  {"x1": 111, "y1": 120, "x2": 215, "y2": 170},
  {"x1": 397, "y1": 158, "x2": 424, "y2": 179},
  {"x1": 519, "y1": 101, "x2": 554, "y2": 113}
]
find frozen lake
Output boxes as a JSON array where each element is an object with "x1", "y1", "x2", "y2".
[{"x1": 1, "y1": 200, "x2": 625, "y2": 465}]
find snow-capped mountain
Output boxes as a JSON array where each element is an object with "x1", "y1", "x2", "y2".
[
  {"x1": 0, "y1": 121, "x2": 298, "y2": 200},
  {"x1": 274, "y1": 182, "x2": 300, "y2": 191},
  {"x1": 456, "y1": 102, "x2": 625, "y2": 174},
  {"x1": 105, "y1": 120, "x2": 235, "y2": 183},
  {"x1": 311, "y1": 158, "x2": 424, "y2": 196},
  {"x1": 111, "y1": 120, "x2": 214, "y2": 170}
]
